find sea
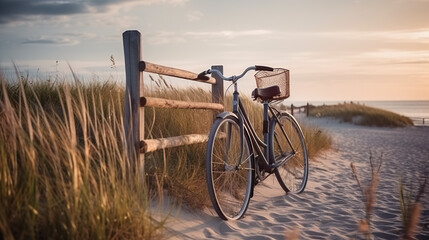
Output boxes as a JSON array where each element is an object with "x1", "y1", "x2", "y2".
[{"x1": 288, "y1": 100, "x2": 429, "y2": 126}]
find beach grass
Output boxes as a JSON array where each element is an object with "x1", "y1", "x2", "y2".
[
  {"x1": 301, "y1": 123, "x2": 332, "y2": 159},
  {"x1": 351, "y1": 154, "x2": 382, "y2": 239},
  {"x1": 308, "y1": 102, "x2": 414, "y2": 127},
  {"x1": 0, "y1": 72, "x2": 332, "y2": 239},
  {"x1": 0, "y1": 75, "x2": 163, "y2": 239},
  {"x1": 351, "y1": 154, "x2": 428, "y2": 240},
  {"x1": 399, "y1": 172, "x2": 428, "y2": 239}
]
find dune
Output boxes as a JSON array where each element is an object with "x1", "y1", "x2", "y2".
[{"x1": 153, "y1": 117, "x2": 429, "y2": 239}]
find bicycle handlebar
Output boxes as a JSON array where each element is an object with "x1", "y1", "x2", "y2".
[
  {"x1": 255, "y1": 65, "x2": 274, "y2": 71},
  {"x1": 198, "y1": 65, "x2": 273, "y2": 82}
]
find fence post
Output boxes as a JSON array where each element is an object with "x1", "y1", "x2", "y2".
[
  {"x1": 211, "y1": 65, "x2": 224, "y2": 121},
  {"x1": 291, "y1": 104, "x2": 294, "y2": 116},
  {"x1": 306, "y1": 102, "x2": 310, "y2": 117},
  {"x1": 123, "y1": 30, "x2": 145, "y2": 177}
]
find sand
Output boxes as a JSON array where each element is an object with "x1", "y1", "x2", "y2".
[{"x1": 154, "y1": 117, "x2": 429, "y2": 239}]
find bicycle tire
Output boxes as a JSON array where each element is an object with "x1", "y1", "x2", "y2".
[
  {"x1": 269, "y1": 112, "x2": 308, "y2": 193},
  {"x1": 206, "y1": 114, "x2": 254, "y2": 220}
]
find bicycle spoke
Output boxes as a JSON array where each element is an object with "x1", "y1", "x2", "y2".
[
  {"x1": 206, "y1": 116, "x2": 253, "y2": 220},
  {"x1": 238, "y1": 154, "x2": 253, "y2": 169},
  {"x1": 269, "y1": 112, "x2": 308, "y2": 193}
]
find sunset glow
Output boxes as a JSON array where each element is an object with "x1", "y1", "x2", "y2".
[{"x1": 0, "y1": 0, "x2": 428, "y2": 101}]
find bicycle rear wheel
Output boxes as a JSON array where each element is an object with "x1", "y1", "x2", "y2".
[
  {"x1": 269, "y1": 112, "x2": 308, "y2": 193},
  {"x1": 206, "y1": 114, "x2": 254, "y2": 220}
]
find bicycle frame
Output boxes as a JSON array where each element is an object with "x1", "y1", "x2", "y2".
[
  {"x1": 231, "y1": 82, "x2": 297, "y2": 180},
  {"x1": 205, "y1": 66, "x2": 297, "y2": 176}
]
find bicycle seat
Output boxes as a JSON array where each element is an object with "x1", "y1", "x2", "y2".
[{"x1": 251, "y1": 85, "x2": 281, "y2": 101}]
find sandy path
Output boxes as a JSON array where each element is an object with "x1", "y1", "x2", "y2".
[{"x1": 160, "y1": 118, "x2": 429, "y2": 239}]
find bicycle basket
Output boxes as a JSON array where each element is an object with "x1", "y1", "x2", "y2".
[{"x1": 254, "y1": 68, "x2": 289, "y2": 100}]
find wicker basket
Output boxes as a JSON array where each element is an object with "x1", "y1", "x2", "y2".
[{"x1": 254, "y1": 68, "x2": 289, "y2": 100}]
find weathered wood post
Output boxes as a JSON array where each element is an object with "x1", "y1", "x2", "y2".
[
  {"x1": 306, "y1": 102, "x2": 310, "y2": 117},
  {"x1": 291, "y1": 104, "x2": 294, "y2": 116},
  {"x1": 123, "y1": 30, "x2": 144, "y2": 177},
  {"x1": 211, "y1": 65, "x2": 224, "y2": 120}
]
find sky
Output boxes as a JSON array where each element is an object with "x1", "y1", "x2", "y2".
[{"x1": 1, "y1": 0, "x2": 429, "y2": 101}]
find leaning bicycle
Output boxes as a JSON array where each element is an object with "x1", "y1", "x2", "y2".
[{"x1": 199, "y1": 65, "x2": 308, "y2": 220}]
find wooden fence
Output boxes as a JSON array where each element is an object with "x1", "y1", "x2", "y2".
[
  {"x1": 410, "y1": 117, "x2": 428, "y2": 126},
  {"x1": 290, "y1": 103, "x2": 310, "y2": 117},
  {"x1": 122, "y1": 30, "x2": 224, "y2": 172}
]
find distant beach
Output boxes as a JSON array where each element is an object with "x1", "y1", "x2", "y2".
[{"x1": 289, "y1": 100, "x2": 429, "y2": 126}]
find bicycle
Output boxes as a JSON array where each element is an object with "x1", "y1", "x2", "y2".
[{"x1": 199, "y1": 65, "x2": 309, "y2": 220}]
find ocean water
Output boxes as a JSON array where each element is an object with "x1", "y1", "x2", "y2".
[
  {"x1": 363, "y1": 101, "x2": 429, "y2": 126},
  {"x1": 288, "y1": 100, "x2": 429, "y2": 126},
  {"x1": 362, "y1": 101, "x2": 429, "y2": 118}
]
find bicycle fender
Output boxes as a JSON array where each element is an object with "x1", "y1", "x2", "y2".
[{"x1": 215, "y1": 111, "x2": 238, "y2": 120}]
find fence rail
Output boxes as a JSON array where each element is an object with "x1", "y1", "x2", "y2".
[
  {"x1": 140, "y1": 134, "x2": 210, "y2": 153},
  {"x1": 140, "y1": 96, "x2": 224, "y2": 111},
  {"x1": 290, "y1": 103, "x2": 310, "y2": 116},
  {"x1": 140, "y1": 61, "x2": 217, "y2": 84},
  {"x1": 123, "y1": 30, "x2": 224, "y2": 173}
]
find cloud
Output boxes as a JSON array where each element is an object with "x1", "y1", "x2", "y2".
[
  {"x1": 187, "y1": 10, "x2": 204, "y2": 22},
  {"x1": 142, "y1": 0, "x2": 190, "y2": 5},
  {"x1": 21, "y1": 37, "x2": 79, "y2": 45},
  {"x1": 20, "y1": 32, "x2": 95, "y2": 45},
  {"x1": 141, "y1": 29, "x2": 273, "y2": 45},
  {"x1": 383, "y1": 29, "x2": 429, "y2": 43},
  {"x1": 352, "y1": 49, "x2": 429, "y2": 72},
  {"x1": 0, "y1": 0, "x2": 88, "y2": 15},
  {"x1": 0, "y1": 0, "x2": 190, "y2": 24},
  {"x1": 0, "y1": 0, "x2": 89, "y2": 24},
  {"x1": 185, "y1": 30, "x2": 273, "y2": 39},
  {"x1": 145, "y1": 31, "x2": 185, "y2": 45},
  {"x1": 394, "y1": 60, "x2": 429, "y2": 65}
]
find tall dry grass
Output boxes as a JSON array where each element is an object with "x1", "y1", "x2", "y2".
[
  {"x1": 351, "y1": 153, "x2": 382, "y2": 240},
  {"x1": 400, "y1": 171, "x2": 428, "y2": 240},
  {"x1": 0, "y1": 72, "x2": 332, "y2": 239},
  {"x1": 300, "y1": 123, "x2": 332, "y2": 159},
  {"x1": 0, "y1": 75, "x2": 162, "y2": 239},
  {"x1": 143, "y1": 76, "x2": 213, "y2": 209},
  {"x1": 351, "y1": 154, "x2": 428, "y2": 240}
]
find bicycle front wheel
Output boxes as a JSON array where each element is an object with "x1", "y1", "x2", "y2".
[
  {"x1": 206, "y1": 114, "x2": 254, "y2": 220},
  {"x1": 269, "y1": 112, "x2": 308, "y2": 193}
]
